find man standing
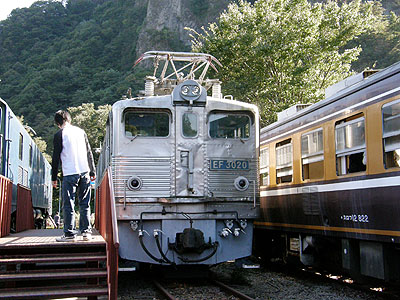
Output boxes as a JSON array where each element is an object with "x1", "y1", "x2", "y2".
[{"x1": 52, "y1": 110, "x2": 96, "y2": 242}]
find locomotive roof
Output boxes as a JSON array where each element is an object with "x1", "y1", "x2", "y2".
[
  {"x1": 260, "y1": 60, "x2": 400, "y2": 142},
  {"x1": 112, "y1": 94, "x2": 259, "y2": 113}
]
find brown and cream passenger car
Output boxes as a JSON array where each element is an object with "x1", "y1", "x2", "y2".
[{"x1": 255, "y1": 62, "x2": 400, "y2": 281}]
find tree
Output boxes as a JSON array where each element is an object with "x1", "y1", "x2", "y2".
[
  {"x1": 189, "y1": 0, "x2": 386, "y2": 125},
  {"x1": 351, "y1": 11, "x2": 400, "y2": 72},
  {"x1": 67, "y1": 103, "x2": 111, "y2": 162}
]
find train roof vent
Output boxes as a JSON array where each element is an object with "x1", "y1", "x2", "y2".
[
  {"x1": 325, "y1": 69, "x2": 380, "y2": 99},
  {"x1": 277, "y1": 103, "x2": 311, "y2": 122},
  {"x1": 133, "y1": 51, "x2": 222, "y2": 96}
]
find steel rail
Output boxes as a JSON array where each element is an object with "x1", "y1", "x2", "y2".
[
  {"x1": 211, "y1": 279, "x2": 256, "y2": 300},
  {"x1": 152, "y1": 280, "x2": 176, "y2": 300}
]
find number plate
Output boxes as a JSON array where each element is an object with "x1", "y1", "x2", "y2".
[{"x1": 210, "y1": 160, "x2": 249, "y2": 170}]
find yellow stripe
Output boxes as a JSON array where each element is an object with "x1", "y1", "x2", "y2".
[{"x1": 254, "y1": 221, "x2": 400, "y2": 237}]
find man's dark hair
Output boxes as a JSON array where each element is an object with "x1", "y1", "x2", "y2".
[{"x1": 54, "y1": 110, "x2": 71, "y2": 126}]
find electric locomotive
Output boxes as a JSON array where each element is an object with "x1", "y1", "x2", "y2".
[
  {"x1": 0, "y1": 98, "x2": 52, "y2": 229},
  {"x1": 256, "y1": 61, "x2": 400, "y2": 281},
  {"x1": 96, "y1": 51, "x2": 259, "y2": 265}
]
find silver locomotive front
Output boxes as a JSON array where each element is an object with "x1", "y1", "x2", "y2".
[{"x1": 98, "y1": 52, "x2": 259, "y2": 265}]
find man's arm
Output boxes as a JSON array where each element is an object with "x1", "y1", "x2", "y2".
[
  {"x1": 51, "y1": 130, "x2": 63, "y2": 186},
  {"x1": 84, "y1": 133, "x2": 96, "y2": 179}
]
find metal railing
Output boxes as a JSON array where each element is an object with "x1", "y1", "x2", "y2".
[
  {"x1": 95, "y1": 166, "x2": 119, "y2": 300},
  {"x1": 0, "y1": 175, "x2": 12, "y2": 237}
]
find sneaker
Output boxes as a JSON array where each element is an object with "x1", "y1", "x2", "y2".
[
  {"x1": 56, "y1": 234, "x2": 76, "y2": 242},
  {"x1": 82, "y1": 232, "x2": 92, "y2": 241}
]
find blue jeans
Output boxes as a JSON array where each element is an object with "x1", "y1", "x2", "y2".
[{"x1": 62, "y1": 172, "x2": 92, "y2": 237}]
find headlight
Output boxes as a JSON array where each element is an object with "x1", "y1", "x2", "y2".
[
  {"x1": 180, "y1": 82, "x2": 202, "y2": 101},
  {"x1": 192, "y1": 86, "x2": 200, "y2": 95},
  {"x1": 181, "y1": 86, "x2": 190, "y2": 95},
  {"x1": 234, "y1": 176, "x2": 249, "y2": 191},
  {"x1": 127, "y1": 176, "x2": 143, "y2": 191}
]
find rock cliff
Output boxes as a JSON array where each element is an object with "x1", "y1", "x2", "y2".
[{"x1": 136, "y1": 0, "x2": 230, "y2": 55}]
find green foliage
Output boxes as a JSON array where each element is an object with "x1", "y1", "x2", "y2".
[
  {"x1": 33, "y1": 136, "x2": 51, "y2": 162},
  {"x1": 351, "y1": 12, "x2": 400, "y2": 72},
  {"x1": 147, "y1": 28, "x2": 189, "y2": 52},
  {"x1": 0, "y1": 0, "x2": 398, "y2": 146},
  {"x1": 190, "y1": 0, "x2": 386, "y2": 125},
  {"x1": 188, "y1": 0, "x2": 210, "y2": 19},
  {"x1": 67, "y1": 103, "x2": 111, "y2": 162},
  {"x1": 0, "y1": 0, "x2": 148, "y2": 151}
]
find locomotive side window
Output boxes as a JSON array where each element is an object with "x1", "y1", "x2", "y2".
[
  {"x1": 382, "y1": 99, "x2": 400, "y2": 168},
  {"x1": 276, "y1": 139, "x2": 292, "y2": 183},
  {"x1": 260, "y1": 147, "x2": 269, "y2": 186},
  {"x1": 301, "y1": 128, "x2": 324, "y2": 180},
  {"x1": 19, "y1": 133, "x2": 23, "y2": 161},
  {"x1": 124, "y1": 112, "x2": 169, "y2": 137},
  {"x1": 209, "y1": 113, "x2": 250, "y2": 139},
  {"x1": 335, "y1": 116, "x2": 366, "y2": 175},
  {"x1": 29, "y1": 144, "x2": 33, "y2": 167},
  {"x1": 182, "y1": 113, "x2": 197, "y2": 138}
]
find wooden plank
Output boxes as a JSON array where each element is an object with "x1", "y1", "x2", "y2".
[
  {"x1": 0, "y1": 229, "x2": 106, "y2": 249},
  {"x1": 0, "y1": 286, "x2": 108, "y2": 299},
  {"x1": 0, "y1": 251, "x2": 105, "y2": 259},
  {"x1": 0, "y1": 254, "x2": 107, "y2": 264},
  {"x1": 0, "y1": 269, "x2": 107, "y2": 281}
]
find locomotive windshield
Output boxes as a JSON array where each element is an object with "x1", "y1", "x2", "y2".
[
  {"x1": 124, "y1": 112, "x2": 169, "y2": 137},
  {"x1": 209, "y1": 113, "x2": 250, "y2": 139},
  {"x1": 182, "y1": 113, "x2": 197, "y2": 138}
]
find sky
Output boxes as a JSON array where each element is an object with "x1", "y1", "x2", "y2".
[{"x1": 0, "y1": 0, "x2": 43, "y2": 21}]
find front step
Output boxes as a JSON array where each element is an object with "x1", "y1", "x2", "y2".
[
  {"x1": 0, "y1": 285, "x2": 108, "y2": 299},
  {"x1": 0, "y1": 252, "x2": 107, "y2": 264},
  {"x1": 0, "y1": 229, "x2": 108, "y2": 299},
  {"x1": 0, "y1": 268, "x2": 107, "y2": 281}
]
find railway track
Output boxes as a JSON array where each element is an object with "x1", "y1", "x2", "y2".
[
  {"x1": 118, "y1": 262, "x2": 394, "y2": 300},
  {"x1": 152, "y1": 278, "x2": 256, "y2": 300}
]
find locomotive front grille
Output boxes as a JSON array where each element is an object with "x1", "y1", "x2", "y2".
[{"x1": 112, "y1": 156, "x2": 173, "y2": 199}]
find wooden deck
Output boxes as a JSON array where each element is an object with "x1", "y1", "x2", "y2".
[{"x1": 0, "y1": 229, "x2": 106, "y2": 249}]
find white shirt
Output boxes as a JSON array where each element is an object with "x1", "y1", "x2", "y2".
[{"x1": 60, "y1": 123, "x2": 90, "y2": 176}]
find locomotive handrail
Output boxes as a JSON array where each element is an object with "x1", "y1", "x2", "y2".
[
  {"x1": 139, "y1": 210, "x2": 241, "y2": 230},
  {"x1": 95, "y1": 166, "x2": 120, "y2": 299},
  {"x1": 107, "y1": 166, "x2": 120, "y2": 247}
]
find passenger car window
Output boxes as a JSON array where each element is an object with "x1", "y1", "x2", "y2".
[
  {"x1": 335, "y1": 116, "x2": 366, "y2": 175},
  {"x1": 276, "y1": 139, "x2": 292, "y2": 183},
  {"x1": 182, "y1": 113, "x2": 197, "y2": 138},
  {"x1": 260, "y1": 147, "x2": 270, "y2": 186},
  {"x1": 209, "y1": 113, "x2": 250, "y2": 139},
  {"x1": 125, "y1": 112, "x2": 169, "y2": 137},
  {"x1": 382, "y1": 100, "x2": 400, "y2": 168},
  {"x1": 301, "y1": 129, "x2": 324, "y2": 180}
]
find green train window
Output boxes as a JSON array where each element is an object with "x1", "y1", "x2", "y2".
[
  {"x1": 209, "y1": 113, "x2": 250, "y2": 139},
  {"x1": 382, "y1": 99, "x2": 400, "y2": 168},
  {"x1": 182, "y1": 113, "x2": 197, "y2": 138},
  {"x1": 124, "y1": 112, "x2": 169, "y2": 137}
]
